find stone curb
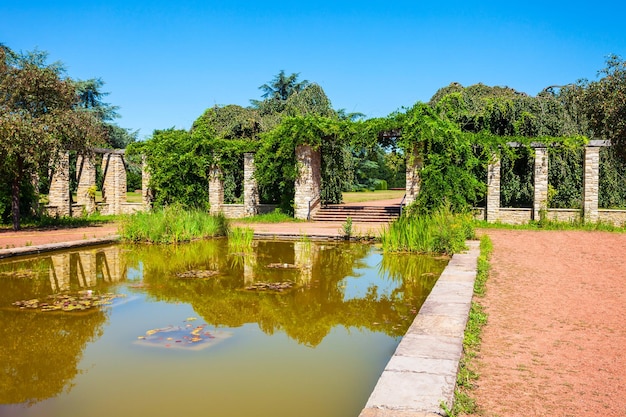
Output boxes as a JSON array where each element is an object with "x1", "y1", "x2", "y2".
[
  {"x1": 359, "y1": 240, "x2": 480, "y2": 417},
  {"x1": 0, "y1": 236, "x2": 121, "y2": 260}
]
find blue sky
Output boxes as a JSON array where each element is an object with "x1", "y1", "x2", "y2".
[{"x1": 3, "y1": 1, "x2": 625, "y2": 139}]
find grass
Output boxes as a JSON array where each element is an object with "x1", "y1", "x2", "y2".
[
  {"x1": 235, "y1": 209, "x2": 301, "y2": 223},
  {"x1": 228, "y1": 227, "x2": 254, "y2": 251},
  {"x1": 118, "y1": 205, "x2": 229, "y2": 244},
  {"x1": 447, "y1": 235, "x2": 492, "y2": 416},
  {"x1": 381, "y1": 207, "x2": 475, "y2": 254},
  {"x1": 341, "y1": 189, "x2": 404, "y2": 204},
  {"x1": 475, "y1": 217, "x2": 626, "y2": 232}
]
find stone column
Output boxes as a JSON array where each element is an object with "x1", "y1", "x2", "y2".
[
  {"x1": 102, "y1": 154, "x2": 127, "y2": 215},
  {"x1": 141, "y1": 155, "x2": 153, "y2": 208},
  {"x1": 294, "y1": 144, "x2": 321, "y2": 220},
  {"x1": 48, "y1": 151, "x2": 71, "y2": 217},
  {"x1": 583, "y1": 146, "x2": 600, "y2": 223},
  {"x1": 486, "y1": 155, "x2": 501, "y2": 222},
  {"x1": 243, "y1": 153, "x2": 259, "y2": 217},
  {"x1": 533, "y1": 147, "x2": 549, "y2": 221},
  {"x1": 76, "y1": 154, "x2": 97, "y2": 214},
  {"x1": 208, "y1": 163, "x2": 224, "y2": 215},
  {"x1": 405, "y1": 146, "x2": 423, "y2": 207}
]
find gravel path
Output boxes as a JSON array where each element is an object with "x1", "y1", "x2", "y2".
[{"x1": 470, "y1": 229, "x2": 626, "y2": 417}]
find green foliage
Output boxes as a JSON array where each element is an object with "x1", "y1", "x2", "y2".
[
  {"x1": 227, "y1": 227, "x2": 254, "y2": 251},
  {"x1": 400, "y1": 104, "x2": 493, "y2": 213},
  {"x1": 235, "y1": 208, "x2": 301, "y2": 223},
  {"x1": 129, "y1": 129, "x2": 211, "y2": 209},
  {"x1": 0, "y1": 45, "x2": 107, "y2": 230},
  {"x1": 191, "y1": 105, "x2": 261, "y2": 141},
  {"x1": 381, "y1": 206, "x2": 474, "y2": 254},
  {"x1": 118, "y1": 205, "x2": 229, "y2": 243}
]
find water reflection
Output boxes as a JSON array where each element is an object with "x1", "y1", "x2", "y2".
[{"x1": 0, "y1": 240, "x2": 447, "y2": 416}]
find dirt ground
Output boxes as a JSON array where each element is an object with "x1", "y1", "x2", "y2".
[
  {"x1": 0, "y1": 224, "x2": 119, "y2": 249},
  {"x1": 472, "y1": 229, "x2": 626, "y2": 417}
]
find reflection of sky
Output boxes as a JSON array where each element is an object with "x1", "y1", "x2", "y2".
[{"x1": 341, "y1": 251, "x2": 399, "y2": 301}]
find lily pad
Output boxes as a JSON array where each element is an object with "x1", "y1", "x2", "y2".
[
  {"x1": 13, "y1": 291, "x2": 126, "y2": 313},
  {"x1": 135, "y1": 321, "x2": 231, "y2": 351}
]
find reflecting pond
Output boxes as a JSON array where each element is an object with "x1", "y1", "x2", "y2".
[{"x1": 0, "y1": 239, "x2": 448, "y2": 417}]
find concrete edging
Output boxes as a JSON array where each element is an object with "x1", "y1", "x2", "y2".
[
  {"x1": 359, "y1": 240, "x2": 480, "y2": 417},
  {"x1": 0, "y1": 236, "x2": 121, "y2": 260}
]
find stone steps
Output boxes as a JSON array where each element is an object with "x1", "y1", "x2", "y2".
[{"x1": 312, "y1": 205, "x2": 401, "y2": 223}]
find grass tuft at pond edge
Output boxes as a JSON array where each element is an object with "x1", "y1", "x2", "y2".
[{"x1": 119, "y1": 206, "x2": 229, "y2": 243}]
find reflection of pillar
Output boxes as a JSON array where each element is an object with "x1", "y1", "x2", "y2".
[
  {"x1": 243, "y1": 244, "x2": 258, "y2": 285},
  {"x1": 78, "y1": 251, "x2": 98, "y2": 287},
  {"x1": 76, "y1": 154, "x2": 97, "y2": 214},
  {"x1": 583, "y1": 146, "x2": 600, "y2": 223},
  {"x1": 243, "y1": 153, "x2": 259, "y2": 217},
  {"x1": 48, "y1": 151, "x2": 71, "y2": 217},
  {"x1": 294, "y1": 241, "x2": 313, "y2": 284},
  {"x1": 50, "y1": 253, "x2": 71, "y2": 292},
  {"x1": 141, "y1": 155, "x2": 153, "y2": 208},
  {"x1": 100, "y1": 247, "x2": 122, "y2": 283},
  {"x1": 405, "y1": 146, "x2": 422, "y2": 207},
  {"x1": 208, "y1": 162, "x2": 224, "y2": 215},
  {"x1": 294, "y1": 144, "x2": 321, "y2": 220},
  {"x1": 533, "y1": 148, "x2": 549, "y2": 220},
  {"x1": 486, "y1": 155, "x2": 501, "y2": 222},
  {"x1": 102, "y1": 154, "x2": 127, "y2": 215}
]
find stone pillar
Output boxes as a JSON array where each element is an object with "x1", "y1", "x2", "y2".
[
  {"x1": 102, "y1": 154, "x2": 127, "y2": 215},
  {"x1": 405, "y1": 146, "x2": 422, "y2": 207},
  {"x1": 141, "y1": 155, "x2": 153, "y2": 208},
  {"x1": 243, "y1": 153, "x2": 259, "y2": 217},
  {"x1": 48, "y1": 151, "x2": 71, "y2": 217},
  {"x1": 294, "y1": 144, "x2": 321, "y2": 220},
  {"x1": 294, "y1": 241, "x2": 313, "y2": 285},
  {"x1": 583, "y1": 146, "x2": 600, "y2": 223},
  {"x1": 533, "y1": 147, "x2": 549, "y2": 221},
  {"x1": 76, "y1": 154, "x2": 97, "y2": 214},
  {"x1": 486, "y1": 156, "x2": 501, "y2": 222},
  {"x1": 208, "y1": 163, "x2": 224, "y2": 215}
]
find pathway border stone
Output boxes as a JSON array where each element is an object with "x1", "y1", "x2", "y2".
[{"x1": 359, "y1": 240, "x2": 479, "y2": 417}]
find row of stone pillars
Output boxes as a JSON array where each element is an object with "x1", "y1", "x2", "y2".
[
  {"x1": 47, "y1": 150, "x2": 151, "y2": 217},
  {"x1": 486, "y1": 145, "x2": 601, "y2": 222}
]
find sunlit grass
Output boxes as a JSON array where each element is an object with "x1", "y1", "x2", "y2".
[
  {"x1": 119, "y1": 206, "x2": 229, "y2": 244},
  {"x1": 342, "y1": 189, "x2": 404, "y2": 203}
]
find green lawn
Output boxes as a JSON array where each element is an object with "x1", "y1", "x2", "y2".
[{"x1": 342, "y1": 189, "x2": 405, "y2": 203}]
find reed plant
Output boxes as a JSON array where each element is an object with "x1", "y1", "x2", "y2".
[
  {"x1": 119, "y1": 205, "x2": 229, "y2": 244},
  {"x1": 380, "y1": 206, "x2": 475, "y2": 254},
  {"x1": 227, "y1": 227, "x2": 254, "y2": 251}
]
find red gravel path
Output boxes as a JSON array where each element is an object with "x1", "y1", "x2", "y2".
[{"x1": 472, "y1": 229, "x2": 626, "y2": 417}]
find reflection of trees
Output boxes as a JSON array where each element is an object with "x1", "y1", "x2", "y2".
[
  {"x1": 0, "y1": 247, "x2": 125, "y2": 404},
  {"x1": 124, "y1": 240, "x2": 447, "y2": 347}
]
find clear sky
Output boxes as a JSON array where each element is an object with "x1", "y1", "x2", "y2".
[{"x1": 3, "y1": 1, "x2": 625, "y2": 139}]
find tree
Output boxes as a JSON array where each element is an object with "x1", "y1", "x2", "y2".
[
  {"x1": 250, "y1": 70, "x2": 310, "y2": 114},
  {"x1": 0, "y1": 46, "x2": 106, "y2": 229}
]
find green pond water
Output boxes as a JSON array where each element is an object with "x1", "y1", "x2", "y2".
[{"x1": 0, "y1": 239, "x2": 447, "y2": 417}]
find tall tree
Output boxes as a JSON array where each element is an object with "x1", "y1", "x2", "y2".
[
  {"x1": 250, "y1": 70, "x2": 310, "y2": 114},
  {"x1": 0, "y1": 46, "x2": 106, "y2": 229}
]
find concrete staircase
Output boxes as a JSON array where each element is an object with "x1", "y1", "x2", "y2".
[{"x1": 311, "y1": 204, "x2": 402, "y2": 223}]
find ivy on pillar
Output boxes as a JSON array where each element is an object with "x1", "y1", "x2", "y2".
[
  {"x1": 533, "y1": 147, "x2": 549, "y2": 221},
  {"x1": 141, "y1": 155, "x2": 153, "y2": 209}
]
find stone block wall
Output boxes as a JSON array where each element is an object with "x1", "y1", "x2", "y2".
[
  {"x1": 405, "y1": 147, "x2": 422, "y2": 207},
  {"x1": 47, "y1": 152, "x2": 71, "y2": 217},
  {"x1": 101, "y1": 154, "x2": 127, "y2": 215},
  {"x1": 208, "y1": 163, "x2": 224, "y2": 215},
  {"x1": 533, "y1": 148, "x2": 548, "y2": 220},
  {"x1": 294, "y1": 145, "x2": 321, "y2": 220},
  {"x1": 76, "y1": 154, "x2": 97, "y2": 214},
  {"x1": 583, "y1": 146, "x2": 600, "y2": 222},
  {"x1": 243, "y1": 153, "x2": 259, "y2": 216}
]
